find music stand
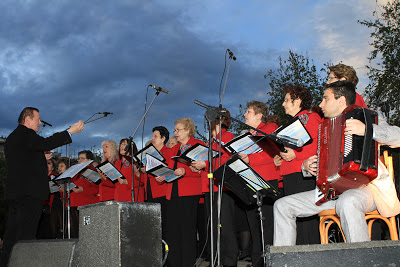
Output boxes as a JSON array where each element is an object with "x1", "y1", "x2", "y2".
[
  {"x1": 55, "y1": 161, "x2": 93, "y2": 239},
  {"x1": 214, "y1": 155, "x2": 279, "y2": 267}
]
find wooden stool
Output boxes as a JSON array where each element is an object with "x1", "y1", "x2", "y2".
[
  {"x1": 318, "y1": 209, "x2": 398, "y2": 244},
  {"x1": 319, "y1": 146, "x2": 398, "y2": 244}
]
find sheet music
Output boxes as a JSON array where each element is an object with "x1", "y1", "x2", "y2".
[
  {"x1": 276, "y1": 119, "x2": 310, "y2": 145},
  {"x1": 58, "y1": 182, "x2": 77, "y2": 192},
  {"x1": 81, "y1": 168, "x2": 101, "y2": 184},
  {"x1": 185, "y1": 144, "x2": 215, "y2": 161},
  {"x1": 55, "y1": 160, "x2": 93, "y2": 180},
  {"x1": 97, "y1": 162, "x2": 124, "y2": 182},
  {"x1": 225, "y1": 133, "x2": 262, "y2": 154},
  {"x1": 146, "y1": 154, "x2": 168, "y2": 170},
  {"x1": 134, "y1": 143, "x2": 164, "y2": 165},
  {"x1": 228, "y1": 158, "x2": 269, "y2": 191},
  {"x1": 146, "y1": 154, "x2": 181, "y2": 182},
  {"x1": 49, "y1": 180, "x2": 59, "y2": 193}
]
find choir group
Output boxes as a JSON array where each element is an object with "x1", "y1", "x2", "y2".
[{"x1": 3, "y1": 63, "x2": 400, "y2": 267}]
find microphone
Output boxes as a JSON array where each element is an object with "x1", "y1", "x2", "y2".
[
  {"x1": 149, "y1": 85, "x2": 169, "y2": 94},
  {"x1": 194, "y1": 100, "x2": 215, "y2": 110},
  {"x1": 98, "y1": 112, "x2": 113, "y2": 117},
  {"x1": 227, "y1": 49, "x2": 237, "y2": 61},
  {"x1": 41, "y1": 120, "x2": 53, "y2": 127}
]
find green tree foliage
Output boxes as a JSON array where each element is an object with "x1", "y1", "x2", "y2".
[
  {"x1": 359, "y1": 0, "x2": 400, "y2": 125},
  {"x1": 264, "y1": 50, "x2": 328, "y2": 122}
]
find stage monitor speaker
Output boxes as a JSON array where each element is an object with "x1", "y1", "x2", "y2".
[
  {"x1": 8, "y1": 239, "x2": 77, "y2": 267},
  {"x1": 267, "y1": 240, "x2": 400, "y2": 266},
  {"x1": 73, "y1": 201, "x2": 162, "y2": 267}
]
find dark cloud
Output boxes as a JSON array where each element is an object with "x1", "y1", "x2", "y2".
[{"x1": 0, "y1": 0, "x2": 282, "y2": 156}]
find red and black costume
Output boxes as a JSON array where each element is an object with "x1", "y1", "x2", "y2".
[
  {"x1": 114, "y1": 157, "x2": 145, "y2": 202},
  {"x1": 164, "y1": 136, "x2": 204, "y2": 267},
  {"x1": 280, "y1": 109, "x2": 322, "y2": 244},
  {"x1": 246, "y1": 122, "x2": 280, "y2": 267}
]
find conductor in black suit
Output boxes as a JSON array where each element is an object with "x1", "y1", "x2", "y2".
[{"x1": 0, "y1": 107, "x2": 84, "y2": 266}]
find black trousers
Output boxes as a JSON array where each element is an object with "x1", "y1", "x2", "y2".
[
  {"x1": 164, "y1": 195, "x2": 200, "y2": 267},
  {"x1": 283, "y1": 172, "x2": 320, "y2": 245},
  {"x1": 203, "y1": 191, "x2": 240, "y2": 266},
  {"x1": 0, "y1": 197, "x2": 43, "y2": 267}
]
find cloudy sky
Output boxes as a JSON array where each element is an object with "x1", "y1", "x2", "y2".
[{"x1": 0, "y1": 0, "x2": 386, "y2": 157}]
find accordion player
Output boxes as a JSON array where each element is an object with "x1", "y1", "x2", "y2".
[{"x1": 315, "y1": 105, "x2": 378, "y2": 205}]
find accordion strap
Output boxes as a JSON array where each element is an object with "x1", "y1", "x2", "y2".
[{"x1": 360, "y1": 108, "x2": 373, "y2": 171}]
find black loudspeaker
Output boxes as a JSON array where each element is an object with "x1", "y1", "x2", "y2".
[
  {"x1": 267, "y1": 240, "x2": 400, "y2": 266},
  {"x1": 73, "y1": 201, "x2": 162, "y2": 267},
  {"x1": 8, "y1": 239, "x2": 78, "y2": 267}
]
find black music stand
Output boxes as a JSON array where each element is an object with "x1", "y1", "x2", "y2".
[{"x1": 214, "y1": 155, "x2": 279, "y2": 267}]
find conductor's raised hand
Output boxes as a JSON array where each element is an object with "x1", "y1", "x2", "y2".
[{"x1": 69, "y1": 121, "x2": 84, "y2": 134}]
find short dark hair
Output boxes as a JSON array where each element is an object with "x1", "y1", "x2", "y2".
[
  {"x1": 283, "y1": 86, "x2": 312, "y2": 110},
  {"x1": 246, "y1": 101, "x2": 269, "y2": 123},
  {"x1": 18, "y1": 107, "x2": 39, "y2": 124},
  {"x1": 152, "y1": 126, "x2": 170, "y2": 145},
  {"x1": 78, "y1": 150, "x2": 94, "y2": 160},
  {"x1": 325, "y1": 81, "x2": 356, "y2": 106},
  {"x1": 57, "y1": 157, "x2": 70, "y2": 169}
]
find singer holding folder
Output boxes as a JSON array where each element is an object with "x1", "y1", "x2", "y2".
[
  {"x1": 273, "y1": 86, "x2": 322, "y2": 244},
  {"x1": 239, "y1": 101, "x2": 280, "y2": 267},
  {"x1": 114, "y1": 139, "x2": 144, "y2": 202},
  {"x1": 191, "y1": 108, "x2": 241, "y2": 267},
  {"x1": 159, "y1": 117, "x2": 204, "y2": 267}
]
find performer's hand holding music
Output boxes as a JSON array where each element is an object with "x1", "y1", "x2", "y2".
[
  {"x1": 189, "y1": 165, "x2": 201, "y2": 174},
  {"x1": 155, "y1": 176, "x2": 165, "y2": 183},
  {"x1": 68, "y1": 120, "x2": 84, "y2": 134},
  {"x1": 280, "y1": 147, "x2": 296, "y2": 162},
  {"x1": 117, "y1": 177, "x2": 128, "y2": 185},
  {"x1": 273, "y1": 155, "x2": 282, "y2": 167},
  {"x1": 239, "y1": 153, "x2": 249, "y2": 163},
  {"x1": 302, "y1": 155, "x2": 318, "y2": 176},
  {"x1": 345, "y1": 119, "x2": 365, "y2": 136},
  {"x1": 191, "y1": 161, "x2": 206, "y2": 170},
  {"x1": 174, "y1": 167, "x2": 185, "y2": 177}
]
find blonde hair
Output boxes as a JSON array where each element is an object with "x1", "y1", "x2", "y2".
[
  {"x1": 175, "y1": 117, "x2": 196, "y2": 137},
  {"x1": 101, "y1": 140, "x2": 119, "y2": 163}
]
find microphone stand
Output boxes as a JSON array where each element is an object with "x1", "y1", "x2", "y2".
[
  {"x1": 219, "y1": 52, "x2": 235, "y2": 107},
  {"x1": 195, "y1": 100, "x2": 277, "y2": 267},
  {"x1": 203, "y1": 106, "x2": 218, "y2": 267},
  {"x1": 38, "y1": 124, "x2": 47, "y2": 135},
  {"x1": 126, "y1": 90, "x2": 162, "y2": 202}
]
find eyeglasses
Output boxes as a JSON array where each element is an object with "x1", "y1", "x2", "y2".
[{"x1": 173, "y1": 128, "x2": 186, "y2": 133}]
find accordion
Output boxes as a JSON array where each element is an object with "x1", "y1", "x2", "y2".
[{"x1": 315, "y1": 105, "x2": 378, "y2": 205}]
